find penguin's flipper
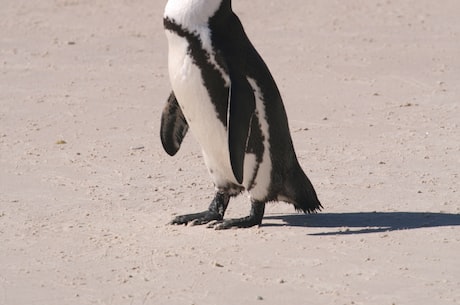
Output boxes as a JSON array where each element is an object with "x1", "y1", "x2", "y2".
[
  {"x1": 160, "y1": 91, "x2": 189, "y2": 156},
  {"x1": 228, "y1": 72, "x2": 255, "y2": 184}
]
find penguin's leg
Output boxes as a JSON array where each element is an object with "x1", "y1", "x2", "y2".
[
  {"x1": 170, "y1": 191, "x2": 230, "y2": 226},
  {"x1": 214, "y1": 200, "x2": 265, "y2": 230}
]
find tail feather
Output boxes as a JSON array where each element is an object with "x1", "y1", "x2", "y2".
[{"x1": 282, "y1": 164, "x2": 322, "y2": 213}]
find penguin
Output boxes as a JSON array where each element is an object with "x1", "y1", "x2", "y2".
[{"x1": 161, "y1": 0, "x2": 322, "y2": 229}]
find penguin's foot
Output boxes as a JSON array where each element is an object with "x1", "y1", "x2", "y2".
[
  {"x1": 169, "y1": 191, "x2": 230, "y2": 226},
  {"x1": 170, "y1": 210, "x2": 222, "y2": 226},
  {"x1": 213, "y1": 201, "x2": 265, "y2": 230}
]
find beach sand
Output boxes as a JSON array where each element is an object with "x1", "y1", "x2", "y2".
[{"x1": 1, "y1": 0, "x2": 459, "y2": 304}]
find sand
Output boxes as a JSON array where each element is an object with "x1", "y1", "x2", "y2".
[{"x1": 1, "y1": 0, "x2": 459, "y2": 304}]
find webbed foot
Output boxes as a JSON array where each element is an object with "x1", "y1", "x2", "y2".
[
  {"x1": 170, "y1": 210, "x2": 222, "y2": 226},
  {"x1": 213, "y1": 201, "x2": 265, "y2": 230},
  {"x1": 169, "y1": 191, "x2": 230, "y2": 226}
]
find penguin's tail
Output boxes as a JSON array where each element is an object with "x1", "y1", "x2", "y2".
[{"x1": 281, "y1": 163, "x2": 322, "y2": 213}]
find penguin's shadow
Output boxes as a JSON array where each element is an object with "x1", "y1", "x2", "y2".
[{"x1": 263, "y1": 212, "x2": 460, "y2": 235}]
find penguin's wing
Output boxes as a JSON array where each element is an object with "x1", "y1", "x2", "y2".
[
  {"x1": 160, "y1": 91, "x2": 189, "y2": 156},
  {"x1": 227, "y1": 69, "x2": 255, "y2": 184}
]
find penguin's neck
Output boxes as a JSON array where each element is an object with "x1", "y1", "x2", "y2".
[{"x1": 164, "y1": 0, "x2": 226, "y2": 27}]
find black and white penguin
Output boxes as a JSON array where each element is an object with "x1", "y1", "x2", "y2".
[{"x1": 160, "y1": 0, "x2": 322, "y2": 229}]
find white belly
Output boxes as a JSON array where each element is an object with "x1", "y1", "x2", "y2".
[
  {"x1": 166, "y1": 31, "x2": 236, "y2": 187},
  {"x1": 165, "y1": 31, "x2": 271, "y2": 199}
]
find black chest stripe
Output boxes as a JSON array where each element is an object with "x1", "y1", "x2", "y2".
[{"x1": 164, "y1": 17, "x2": 229, "y2": 126}]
